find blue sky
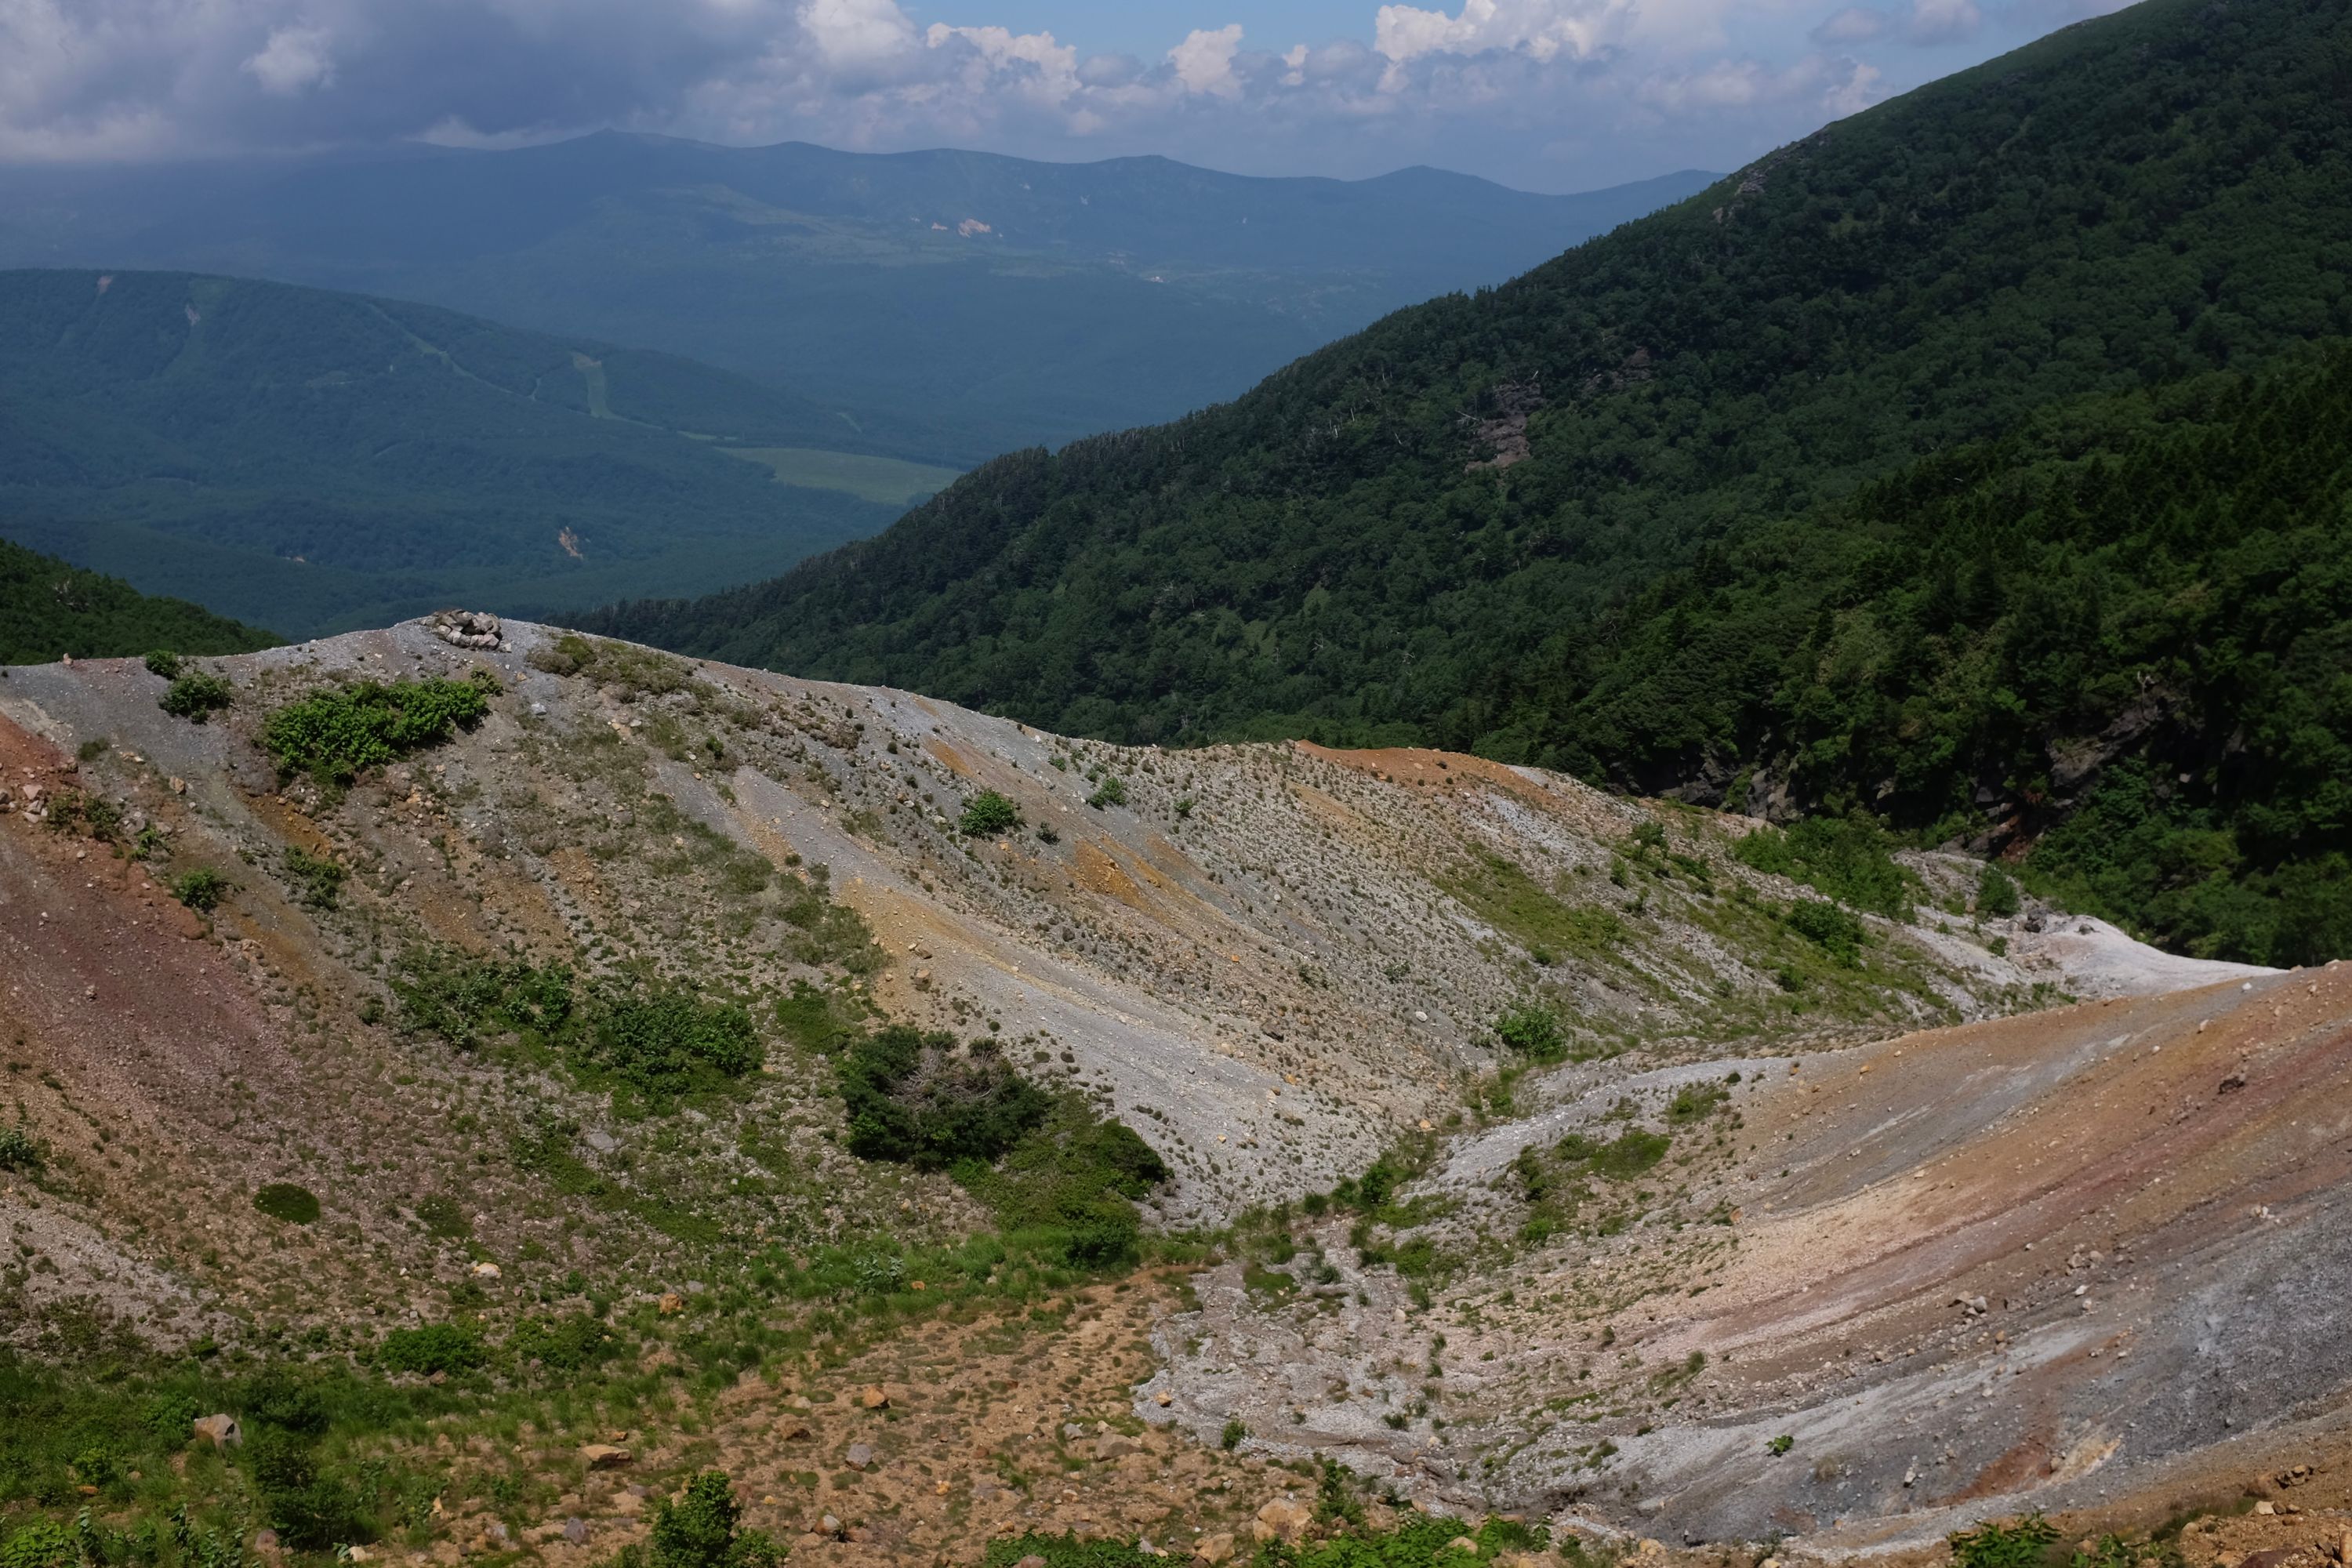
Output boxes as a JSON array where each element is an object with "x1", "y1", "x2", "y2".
[{"x1": 2, "y1": 0, "x2": 2135, "y2": 191}]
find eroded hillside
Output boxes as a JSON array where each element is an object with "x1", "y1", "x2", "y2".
[{"x1": 0, "y1": 615, "x2": 2334, "y2": 1567}]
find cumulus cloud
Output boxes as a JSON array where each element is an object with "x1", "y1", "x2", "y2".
[{"x1": 0, "y1": 0, "x2": 2100, "y2": 186}]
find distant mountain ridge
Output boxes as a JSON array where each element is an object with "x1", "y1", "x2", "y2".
[{"x1": 0, "y1": 140, "x2": 1716, "y2": 463}]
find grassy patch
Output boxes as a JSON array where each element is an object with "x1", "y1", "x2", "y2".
[
  {"x1": 1734, "y1": 815, "x2": 1916, "y2": 919},
  {"x1": 1443, "y1": 852, "x2": 1622, "y2": 959},
  {"x1": 714, "y1": 446, "x2": 961, "y2": 506},
  {"x1": 252, "y1": 1184, "x2": 321, "y2": 1225}
]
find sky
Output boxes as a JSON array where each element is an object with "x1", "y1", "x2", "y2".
[{"x1": 0, "y1": 0, "x2": 2136, "y2": 191}]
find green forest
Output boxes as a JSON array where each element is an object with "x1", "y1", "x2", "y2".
[
  {"x1": 590, "y1": 0, "x2": 2352, "y2": 964},
  {"x1": 0, "y1": 538, "x2": 277, "y2": 664},
  {"x1": 0, "y1": 270, "x2": 915, "y2": 638}
]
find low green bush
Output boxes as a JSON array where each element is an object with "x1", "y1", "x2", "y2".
[
  {"x1": 586, "y1": 989, "x2": 762, "y2": 1098},
  {"x1": 260, "y1": 675, "x2": 493, "y2": 785},
  {"x1": 1736, "y1": 814, "x2": 1916, "y2": 919},
  {"x1": 1976, "y1": 861, "x2": 2021, "y2": 918},
  {"x1": 170, "y1": 869, "x2": 231, "y2": 912},
  {"x1": 1786, "y1": 898, "x2": 1865, "y2": 964},
  {"x1": 509, "y1": 1313, "x2": 614, "y2": 1374},
  {"x1": 959, "y1": 790, "x2": 1022, "y2": 837},
  {"x1": 1084, "y1": 778, "x2": 1127, "y2": 809},
  {"x1": 158, "y1": 672, "x2": 234, "y2": 722},
  {"x1": 141, "y1": 651, "x2": 181, "y2": 680},
  {"x1": 0, "y1": 1127, "x2": 42, "y2": 1174},
  {"x1": 837, "y1": 1027, "x2": 1051, "y2": 1167},
  {"x1": 283, "y1": 847, "x2": 347, "y2": 909},
  {"x1": 1949, "y1": 1514, "x2": 2060, "y2": 1568},
  {"x1": 648, "y1": 1470, "x2": 783, "y2": 1568},
  {"x1": 374, "y1": 1323, "x2": 485, "y2": 1377},
  {"x1": 252, "y1": 1184, "x2": 320, "y2": 1225},
  {"x1": 1493, "y1": 1001, "x2": 1567, "y2": 1064}
]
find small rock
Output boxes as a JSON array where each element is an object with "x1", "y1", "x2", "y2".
[
  {"x1": 580, "y1": 1445, "x2": 632, "y2": 1471},
  {"x1": 564, "y1": 1519, "x2": 589, "y2": 1545},
  {"x1": 2255, "y1": 1502, "x2": 2277, "y2": 1516},
  {"x1": 775, "y1": 1421, "x2": 811, "y2": 1442},
  {"x1": 1447, "y1": 1541, "x2": 1481, "y2": 1555},
  {"x1": 471, "y1": 1261, "x2": 502, "y2": 1279},
  {"x1": 1155, "y1": 1389, "x2": 1173, "y2": 1406},
  {"x1": 845, "y1": 1442, "x2": 875, "y2": 1470},
  {"x1": 193, "y1": 1415, "x2": 243, "y2": 1450},
  {"x1": 1195, "y1": 1533, "x2": 1237, "y2": 1565},
  {"x1": 818, "y1": 1515, "x2": 844, "y2": 1537},
  {"x1": 860, "y1": 1385, "x2": 889, "y2": 1410},
  {"x1": 658, "y1": 1292, "x2": 684, "y2": 1315},
  {"x1": 252, "y1": 1530, "x2": 279, "y2": 1554}
]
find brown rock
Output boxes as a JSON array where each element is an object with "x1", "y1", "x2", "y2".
[
  {"x1": 193, "y1": 1415, "x2": 243, "y2": 1450},
  {"x1": 581, "y1": 1445, "x2": 633, "y2": 1471},
  {"x1": 1195, "y1": 1533, "x2": 1237, "y2": 1565},
  {"x1": 658, "y1": 1292, "x2": 684, "y2": 1315},
  {"x1": 860, "y1": 1385, "x2": 890, "y2": 1410},
  {"x1": 1253, "y1": 1497, "x2": 1314, "y2": 1544},
  {"x1": 775, "y1": 1421, "x2": 811, "y2": 1442}
]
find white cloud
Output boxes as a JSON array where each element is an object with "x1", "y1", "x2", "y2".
[
  {"x1": 243, "y1": 24, "x2": 338, "y2": 95},
  {"x1": 1168, "y1": 24, "x2": 1246, "y2": 97},
  {"x1": 0, "y1": 0, "x2": 2102, "y2": 187},
  {"x1": 1373, "y1": 0, "x2": 1631, "y2": 64}
]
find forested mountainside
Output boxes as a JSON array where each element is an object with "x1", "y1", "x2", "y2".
[
  {"x1": 0, "y1": 270, "x2": 921, "y2": 640},
  {"x1": 590, "y1": 0, "x2": 2352, "y2": 964},
  {"x1": 0, "y1": 140, "x2": 1713, "y2": 462},
  {"x1": 0, "y1": 539, "x2": 278, "y2": 664}
]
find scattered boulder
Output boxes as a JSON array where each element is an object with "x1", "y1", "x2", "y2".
[
  {"x1": 580, "y1": 1445, "x2": 632, "y2": 1471},
  {"x1": 564, "y1": 1520, "x2": 590, "y2": 1546},
  {"x1": 658, "y1": 1292, "x2": 684, "y2": 1315},
  {"x1": 844, "y1": 1442, "x2": 875, "y2": 1471},
  {"x1": 1195, "y1": 1533, "x2": 1237, "y2": 1564},
  {"x1": 860, "y1": 1385, "x2": 890, "y2": 1410},
  {"x1": 193, "y1": 1415, "x2": 242, "y2": 1450}
]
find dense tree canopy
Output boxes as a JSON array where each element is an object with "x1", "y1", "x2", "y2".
[{"x1": 0, "y1": 538, "x2": 276, "y2": 664}]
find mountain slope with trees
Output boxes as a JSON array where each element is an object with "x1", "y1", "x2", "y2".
[
  {"x1": 0, "y1": 270, "x2": 914, "y2": 638},
  {"x1": 0, "y1": 538, "x2": 278, "y2": 664},
  {"x1": 587, "y1": 0, "x2": 2352, "y2": 963}
]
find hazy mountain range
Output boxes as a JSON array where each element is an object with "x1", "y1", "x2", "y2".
[{"x1": 0, "y1": 140, "x2": 1715, "y2": 465}]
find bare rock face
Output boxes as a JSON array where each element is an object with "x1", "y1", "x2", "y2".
[{"x1": 430, "y1": 609, "x2": 505, "y2": 650}]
